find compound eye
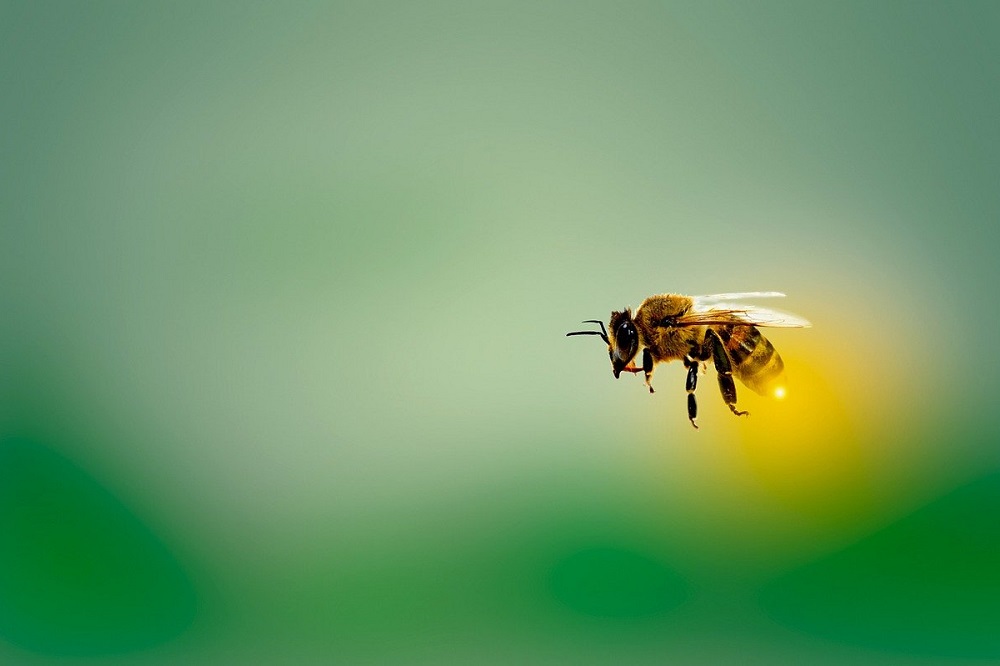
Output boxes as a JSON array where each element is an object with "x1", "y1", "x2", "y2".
[{"x1": 617, "y1": 322, "x2": 638, "y2": 356}]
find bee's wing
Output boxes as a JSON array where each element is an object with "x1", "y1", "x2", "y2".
[
  {"x1": 691, "y1": 292, "x2": 787, "y2": 304},
  {"x1": 679, "y1": 303, "x2": 811, "y2": 328}
]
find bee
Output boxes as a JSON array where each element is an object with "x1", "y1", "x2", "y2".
[{"x1": 567, "y1": 292, "x2": 810, "y2": 428}]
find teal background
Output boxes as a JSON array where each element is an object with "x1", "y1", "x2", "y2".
[{"x1": 2, "y1": 2, "x2": 999, "y2": 663}]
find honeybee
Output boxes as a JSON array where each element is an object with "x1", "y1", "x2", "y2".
[{"x1": 567, "y1": 292, "x2": 810, "y2": 428}]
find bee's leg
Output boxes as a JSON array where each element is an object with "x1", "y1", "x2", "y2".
[
  {"x1": 706, "y1": 329, "x2": 749, "y2": 418},
  {"x1": 642, "y1": 348, "x2": 655, "y2": 393},
  {"x1": 683, "y1": 356, "x2": 699, "y2": 428},
  {"x1": 690, "y1": 342, "x2": 711, "y2": 376}
]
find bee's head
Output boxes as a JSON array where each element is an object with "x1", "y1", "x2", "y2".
[
  {"x1": 607, "y1": 309, "x2": 639, "y2": 378},
  {"x1": 566, "y1": 310, "x2": 638, "y2": 379}
]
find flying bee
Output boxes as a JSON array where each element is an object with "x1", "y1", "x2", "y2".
[{"x1": 567, "y1": 292, "x2": 810, "y2": 428}]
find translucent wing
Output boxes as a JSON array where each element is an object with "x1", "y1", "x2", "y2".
[
  {"x1": 691, "y1": 291, "x2": 787, "y2": 303},
  {"x1": 680, "y1": 293, "x2": 811, "y2": 328}
]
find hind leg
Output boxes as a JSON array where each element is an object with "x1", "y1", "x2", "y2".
[{"x1": 705, "y1": 329, "x2": 749, "y2": 418}]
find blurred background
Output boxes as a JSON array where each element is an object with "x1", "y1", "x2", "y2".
[{"x1": 2, "y1": 1, "x2": 999, "y2": 663}]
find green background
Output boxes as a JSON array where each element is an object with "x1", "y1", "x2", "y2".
[{"x1": 3, "y1": 2, "x2": 999, "y2": 663}]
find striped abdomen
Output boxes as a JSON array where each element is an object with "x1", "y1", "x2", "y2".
[{"x1": 713, "y1": 325, "x2": 784, "y2": 396}]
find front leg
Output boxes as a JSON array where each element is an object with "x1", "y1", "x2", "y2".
[
  {"x1": 620, "y1": 349, "x2": 657, "y2": 394},
  {"x1": 642, "y1": 348, "x2": 655, "y2": 393}
]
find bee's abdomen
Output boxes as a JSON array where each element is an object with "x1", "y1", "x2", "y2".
[{"x1": 715, "y1": 326, "x2": 784, "y2": 396}]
